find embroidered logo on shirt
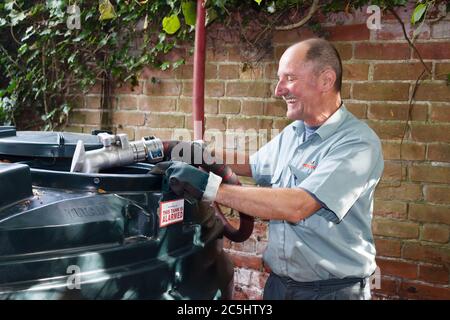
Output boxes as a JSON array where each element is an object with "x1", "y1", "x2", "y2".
[{"x1": 302, "y1": 161, "x2": 317, "y2": 170}]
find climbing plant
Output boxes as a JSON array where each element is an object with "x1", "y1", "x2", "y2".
[{"x1": 0, "y1": 0, "x2": 448, "y2": 130}]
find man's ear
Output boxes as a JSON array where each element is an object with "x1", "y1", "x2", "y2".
[{"x1": 319, "y1": 68, "x2": 336, "y2": 92}]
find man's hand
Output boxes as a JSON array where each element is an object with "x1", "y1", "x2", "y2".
[{"x1": 152, "y1": 161, "x2": 222, "y2": 201}]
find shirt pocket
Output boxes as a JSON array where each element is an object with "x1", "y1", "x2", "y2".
[{"x1": 289, "y1": 164, "x2": 313, "y2": 186}]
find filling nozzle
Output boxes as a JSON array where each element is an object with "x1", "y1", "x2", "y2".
[{"x1": 70, "y1": 133, "x2": 164, "y2": 173}]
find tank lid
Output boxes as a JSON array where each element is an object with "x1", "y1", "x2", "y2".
[{"x1": 0, "y1": 127, "x2": 103, "y2": 158}]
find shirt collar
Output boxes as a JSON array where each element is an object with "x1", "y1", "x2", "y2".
[{"x1": 292, "y1": 104, "x2": 349, "y2": 140}]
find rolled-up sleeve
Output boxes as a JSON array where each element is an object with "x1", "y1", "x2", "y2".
[
  {"x1": 250, "y1": 132, "x2": 282, "y2": 186},
  {"x1": 299, "y1": 138, "x2": 383, "y2": 222}
]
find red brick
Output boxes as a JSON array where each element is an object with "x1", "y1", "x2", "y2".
[
  {"x1": 375, "y1": 238, "x2": 402, "y2": 257},
  {"x1": 409, "y1": 203, "x2": 450, "y2": 225},
  {"x1": 204, "y1": 81, "x2": 224, "y2": 97},
  {"x1": 251, "y1": 221, "x2": 268, "y2": 241},
  {"x1": 343, "y1": 63, "x2": 368, "y2": 80},
  {"x1": 228, "y1": 252, "x2": 263, "y2": 270},
  {"x1": 147, "y1": 114, "x2": 184, "y2": 128},
  {"x1": 239, "y1": 64, "x2": 264, "y2": 80},
  {"x1": 375, "y1": 183, "x2": 423, "y2": 201},
  {"x1": 431, "y1": 104, "x2": 450, "y2": 122},
  {"x1": 272, "y1": 28, "x2": 316, "y2": 44},
  {"x1": 382, "y1": 162, "x2": 406, "y2": 182},
  {"x1": 382, "y1": 142, "x2": 426, "y2": 161},
  {"x1": 375, "y1": 22, "x2": 430, "y2": 41},
  {"x1": 432, "y1": 20, "x2": 450, "y2": 39},
  {"x1": 418, "y1": 264, "x2": 449, "y2": 284},
  {"x1": 325, "y1": 24, "x2": 370, "y2": 41},
  {"x1": 272, "y1": 119, "x2": 291, "y2": 130},
  {"x1": 427, "y1": 143, "x2": 450, "y2": 162},
  {"x1": 206, "y1": 48, "x2": 228, "y2": 62},
  {"x1": 264, "y1": 63, "x2": 278, "y2": 80},
  {"x1": 373, "y1": 63, "x2": 432, "y2": 81},
  {"x1": 366, "y1": 121, "x2": 406, "y2": 140},
  {"x1": 135, "y1": 128, "x2": 174, "y2": 140},
  {"x1": 368, "y1": 103, "x2": 427, "y2": 121},
  {"x1": 341, "y1": 83, "x2": 351, "y2": 99},
  {"x1": 435, "y1": 63, "x2": 450, "y2": 81},
  {"x1": 84, "y1": 95, "x2": 100, "y2": 109},
  {"x1": 415, "y1": 83, "x2": 450, "y2": 102},
  {"x1": 145, "y1": 80, "x2": 181, "y2": 96},
  {"x1": 354, "y1": 43, "x2": 410, "y2": 60},
  {"x1": 229, "y1": 238, "x2": 256, "y2": 253},
  {"x1": 218, "y1": 64, "x2": 240, "y2": 79},
  {"x1": 411, "y1": 124, "x2": 450, "y2": 143},
  {"x1": 178, "y1": 98, "x2": 217, "y2": 114},
  {"x1": 241, "y1": 101, "x2": 264, "y2": 116},
  {"x1": 399, "y1": 281, "x2": 450, "y2": 300},
  {"x1": 205, "y1": 116, "x2": 226, "y2": 131},
  {"x1": 219, "y1": 100, "x2": 241, "y2": 114},
  {"x1": 346, "y1": 103, "x2": 367, "y2": 119},
  {"x1": 374, "y1": 200, "x2": 407, "y2": 219},
  {"x1": 373, "y1": 218, "x2": 419, "y2": 239},
  {"x1": 371, "y1": 276, "x2": 399, "y2": 297},
  {"x1": 112, "y1": 112, "x2": 145, "y2": 126},
  {"x1": 264, "y1": 100, "x2": 287, "y2": 117},
  {"x1": 70, "y1": 111, "x2": 101, "y2": 125},
  {"x1": 274, "y1": 45, "x2": 289, "y2": 61},
  {"x1": 117, "y1": 95, "x2": 137, "y2": 110},
  {"x1": 333, "y1": 43, "x2": 353, "y2": 61},
  {"x1": 422, "y1": 224, "x2": 449, "y2": 244},
  {"x1": 414, "y1": 42, "x2": 450, "y2": 60},
  {"x1": 227, "y1": 118, "x2": 259, "y2": 131},
  {"x1": 424, "y1": 185, "x2": 450, "y2": 205},
  {"x1": 226, "y1": 82, "x2": 271, "y2": 98},
  {"x1": 174, "y1": 63, "x2": 216, "y2": 80},
  {"x1": 376, "y1": 258, "x2": 418, "y2": 279},
  {"x1": 138, "y1": 97, "x2": 176, "y2": 112},
  {"x1": 353, "y1": 83, "x2": 410, "y2": 101},
  {"x1": 410, "y1": 165, "x2": 450, "y2": 184},
  {"x1": 115, "y1": 81, "x2": 143, "y2": 94},
  {"x1": 140, "y1": 66, "x2": 174, "y2": 80},
  {"x1": 403, "y1": 242, "x2": 450, "y2": 264}
]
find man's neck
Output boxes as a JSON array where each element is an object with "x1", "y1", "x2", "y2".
[{"x1": 304, "y1": 96, "x2": 342, "y2": 127}]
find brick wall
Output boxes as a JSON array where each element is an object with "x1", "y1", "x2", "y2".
[{"x1": 67, "y1": 3, "x2": 450, "y2": 299}]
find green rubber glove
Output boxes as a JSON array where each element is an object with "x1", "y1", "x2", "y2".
[{"x1": 152, "y1": 161, "x2": 222, "y2": 201}]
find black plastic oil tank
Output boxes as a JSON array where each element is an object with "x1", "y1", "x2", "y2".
[{"x1": 0, "y1": 127, "x2": 233, "y2": 299}]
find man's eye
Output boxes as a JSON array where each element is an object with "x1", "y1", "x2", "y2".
[{"x1": 287, "y1": 77, "x2": 295, "y2": 81}]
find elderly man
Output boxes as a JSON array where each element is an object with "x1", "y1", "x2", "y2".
[{"x1": 160, "y1": 38, "x2": 384, "y2": 300}]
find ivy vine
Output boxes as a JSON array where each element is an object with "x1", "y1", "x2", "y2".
[{"x1": 0, "y1": 0, "x2": 448, "y2": 130}]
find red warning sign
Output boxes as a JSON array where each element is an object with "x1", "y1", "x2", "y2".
[{"x1": 159, "y1": 199, "x2": 184, "y2": 227}]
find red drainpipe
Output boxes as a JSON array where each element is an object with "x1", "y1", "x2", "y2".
[{"x1": 192, "y1": 0, "x2": 206, "y2": 141}]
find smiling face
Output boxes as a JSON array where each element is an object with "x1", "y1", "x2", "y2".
[{"x1": 275, "y1": 43, "x2": 323, "y2": 122}]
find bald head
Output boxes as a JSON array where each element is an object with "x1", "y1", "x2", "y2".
[{"x1": 284, "y1": 38, "x2": 342, "y2": 92}]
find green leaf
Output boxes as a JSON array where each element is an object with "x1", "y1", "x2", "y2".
[
  {"x1": 254, "y1": 0, "x2": 263, "y2": 5},
  {"x1": 411, "y1": 3, "x2": 427, "y2": 25},
  {"x1": 162, "y1": 14, "x2": 181, "y2": 35},
  {"x1": 182, "y1": 1, "x2": 196, "y2": 26},
  {"x1": 99, "y1": 0, "x2": 116, "y2": 21},
  {"x1": 160, "y1": 62, "x2": 170, "y2": 70},
  {"x1": 172, "y1": 58, "x2": 185, "y2": 69}
]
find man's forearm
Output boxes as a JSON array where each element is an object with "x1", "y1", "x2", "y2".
[{"x1": 215, "y1": 184, "x2": 321, "y2": 223}]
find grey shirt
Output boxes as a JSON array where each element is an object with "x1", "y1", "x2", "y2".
[{"x1": 250, "y1": 105, "x2": 384, "y2": 281}]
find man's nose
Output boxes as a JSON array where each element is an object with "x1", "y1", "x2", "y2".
[{"x1": 275, "y1": 80, "x2": 287, "y2": 97}]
